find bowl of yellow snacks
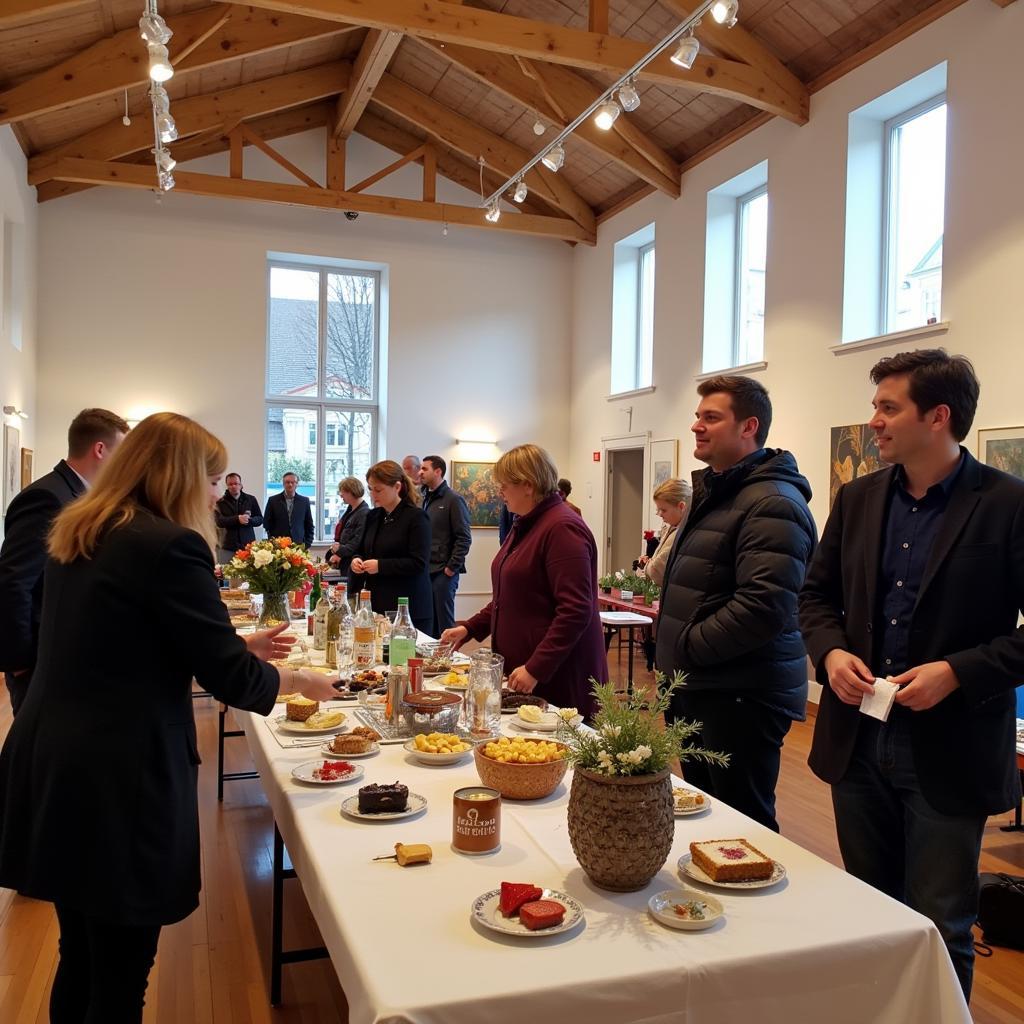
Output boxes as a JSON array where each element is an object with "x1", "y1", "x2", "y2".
[
  {"x1": 473, "y1": 736, "x2": 569, "y2": 799},
  {"x1": 403, "y1": 732, "x2": 474, "y2": 765}
]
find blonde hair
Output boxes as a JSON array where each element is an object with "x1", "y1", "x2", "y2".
[
  {"x1": 49, "y1": 412, "x2": 227, "y2": 563},
  {"x1": 653, "y1": 477, "x2": 692, "y2": 507},
  {"x1": 366, "y1": 460, "x2": 422, "y2": 507},
  {"x1": 494, "y1": 444, "x2": 559, "y2": 497},
  {"x1": 338, "y1": 475, "x2": 364, "y2": 499}
]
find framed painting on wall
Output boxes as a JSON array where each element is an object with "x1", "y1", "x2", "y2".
[
  {"x1": 20, "y1": 447, "x2": 33, "y2": 489},
  {"x1": 649, "y1": 438, "x2": 678, "y2": 488},
  {"x1": 977, "y1": 427, "x2": 1024, "y2": 480},
  {"x1": 452, "y1": 461, "x2": 502, "y2": 528},
  {"x1": 3, "y1": 425, "x2": 19, "y2": 513},
  {"x1": 829, "y1": 423, "x2": 887, "y2": 507}
]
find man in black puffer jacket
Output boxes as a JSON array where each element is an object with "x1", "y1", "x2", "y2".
[{"x1": 656, "y1": 376, "x2": 816, "y2": 831}]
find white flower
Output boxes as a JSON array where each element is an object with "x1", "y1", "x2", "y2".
[
  {"x1": 253, "y1": 549, "x2": 274, "y2": 568},
  {"x1": 615, "y1": 570, "x2": 624, "y2": 579},
  {"x1": 601, "y1": 724, "x2": 622, "y2": 739},
  {"x1": 636, "y1": 745, "x2": 652, "y2": 760}
]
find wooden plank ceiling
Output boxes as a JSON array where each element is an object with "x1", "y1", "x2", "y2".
[{"x1": 0, "y1": 0, "x2": 1003, "y2": 242}]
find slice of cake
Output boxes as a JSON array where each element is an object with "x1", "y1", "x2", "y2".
[
  {"x1": 286, "y1": 697, "x2": 318, "y2": 721},
  {"x1": 689, "y1": 838, "x2": 774, "y2": 882},
  {"x1": 330, "y1": 733, "x2": 371, "y2": 754},
  {"x1": 358, "y1": 782, "x2": 409, "y2": 814}
]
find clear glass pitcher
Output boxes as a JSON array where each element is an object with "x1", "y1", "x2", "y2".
[{"x1": 465, "y1": 648, "x2": 504, "y2": 736}]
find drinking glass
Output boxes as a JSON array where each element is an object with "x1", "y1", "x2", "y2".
[{"x1": 466, "y1": 649, "x2": 504, "y2": 736}]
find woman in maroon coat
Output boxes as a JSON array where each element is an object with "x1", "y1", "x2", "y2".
[{"x1": 442, "y1": 444, "x2": 607, "y2": 720}]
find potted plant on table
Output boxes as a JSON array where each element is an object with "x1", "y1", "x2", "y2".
[
  {"x1": 220, "y1": 538, "x2": 317, "y2": 627},
  {"x1": 561, "y1": 674, "x2": 729, "y2": 892},
  {"x1": 598, "y1": 573, "x2": 616, "y2": 595}
]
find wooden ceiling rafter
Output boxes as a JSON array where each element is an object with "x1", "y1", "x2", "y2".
[
  {"x1": 0, "y1": 0, "x2": 89, "y2": 29},
  {"x1": 44, "y1": 156, "x2": 596, "y2": 243},
  {"x1": 0, "y1": 4, "x2": 357, "y2": 126},
  {"x1": 213, "y1": 0, "x2": 809, "y2": 123},
  {"x1": 331, "y1": 28, "x2": 403, "y2": 138}
]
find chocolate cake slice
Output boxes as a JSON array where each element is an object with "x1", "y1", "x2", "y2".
[{"x1": 357, "y1": 782, "x2": 409, "y2": 814}]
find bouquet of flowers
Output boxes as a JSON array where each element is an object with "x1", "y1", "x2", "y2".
[
  {"x1": 559, "y1": 673, "x2": 730, "y2": 777},
  {"x1": 220, "y1": 538, "x2": 316, "y2": 595}
]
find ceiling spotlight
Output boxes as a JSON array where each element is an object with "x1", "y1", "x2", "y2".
[
  {"x1": 594, "y1": 100, "x2": 620, "y2": 131},
  {"x1": 485, "y1": 201, "x2": 501, "y2": 223},
  {"x1": 670, "y1": 34, "x2": 700, "y2": 70},
  {"x1": 158, "y1": 170, "x2": 175, "y2": 192},
  {"x1": 513, "y1": 180, "x2": 528, "y2": 203},
  {"x1": 156, "y1": 113, "x2": 178, "y2": 143},
  {"x1": 138, "y1": 12, "x2": 172, "y2": 45},
  {"x1": 541, "y1": 143, "x2": 565, "y2": 172},
  {"x1": 155, "y1": 148, "x2": 176, "y2": 174},
  {"x1": 618, "y1": 81, "x2": 641, "y2": 112},
  {"x1": 148, "y1": 42, "x2": 174, "y2": 82},
  {"x1": 151, "y1": 84, "x2": 170, "y2": 115},
  {"x1": 712, "y1": 0, "x2": 740, "y2": 27},
  {"x1": 533, "y1": 120, "x2": 546, "y2": 136}
]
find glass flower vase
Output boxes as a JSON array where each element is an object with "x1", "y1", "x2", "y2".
[{"x1": 257, "y1": 592, "x2": 289, "y2": 628}]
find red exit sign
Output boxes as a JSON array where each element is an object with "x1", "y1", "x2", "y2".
[{"x1": 593, "y1": 451, "x2": 601, "y2": 462}]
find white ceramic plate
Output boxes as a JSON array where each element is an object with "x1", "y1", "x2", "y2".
[
  {"x1": 648, "y1": 889, "x2": 724, "y2": 930},
  {"x1": 471, "y1": 888, "x2": 584, "y2": 938},
  {"x1": 320, "y1": 739, "x2": 381, "y2": 759},
  {"x1": 677, "y1": 852, "x2": 786, "y2": 890},
  {"x1": 275, "y1": 714, "x2": 349, "y2": 735},
  {"x1": 673, "y1": 789, "x2": 712, "y2": 817},
  {"x1": 291, "y1": 760, "x2": 365, "y2": 785},
  {"x1": 510, "y1": 714, "x2": 581, "y2": 733},
  {"x1": 340, "y1": 792, "x2": 427, "y2": 821},
  {"x1": 402, "y1": 738, "x2": 473, "y2": 765}
]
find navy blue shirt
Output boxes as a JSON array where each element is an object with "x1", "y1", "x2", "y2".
[{"x1": 875, "y1": 455, "x2": 964, "y2": 676}]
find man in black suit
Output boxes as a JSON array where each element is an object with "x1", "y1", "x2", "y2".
[
  {"x1": 800, "y1": 349, "x2": 1024, "y2": 1000},
  {"x1": 214, "y1": 472, "x2": 263, "y2": 563},
  {"x1": 0, "y1": 408, "x2": 129, "y2": 714},
  {"x1": 263, "y1": 471, "x2": 314, "y2": 547},
  {"x1": 419, "y1": 455, "x2": 472, "y2": 636}
]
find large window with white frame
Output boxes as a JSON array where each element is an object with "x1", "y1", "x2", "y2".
[
  {"x1": 266, "y1": 261, "x2": 379, "y2": 542},
  {"x1": 610, "y1": 224, "x2": 656, "y2": 396}
]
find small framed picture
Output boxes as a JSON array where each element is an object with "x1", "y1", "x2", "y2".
[
  {"x1": 977, "y1": 427, "x2": 1024, "y2": 480},
  {"x1": 20, "y1": 447, "x2": 32, "y2": 489},
  {"x1": 3, "y1": 425, "x2": 20, "y2": 512}
]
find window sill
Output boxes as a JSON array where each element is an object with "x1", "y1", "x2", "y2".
[
  {"x1": 695, "y1": 360, "x2": 767, "y2": 382},
  {"x1": 606, "y1": 386, "x2": 656, "y2": 401},
  {"x1": 832, "y1": 321, "x2": 949, "y2": 355}
]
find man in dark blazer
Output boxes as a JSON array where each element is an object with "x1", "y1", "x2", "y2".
[
  {"x1": 420, "y1": 455, "x2": 472, "y2": 636},
  {"x1": 263, "y1": 471, "x2": 314, "y2": 547},
  {"x1": 800, "y1": 349, "x2": 1024, "y2": 1000},
  {"x1": 214, "y1": 472, "x2": 263, "y2": 562},
  {"x1": 0, "y1": 408, "x2": 128, "y2": 714}
]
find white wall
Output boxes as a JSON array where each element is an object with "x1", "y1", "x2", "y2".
[
  {"x1": 570, "y1": 0, "x2": 1024, "y2": 547},
  {"x1": 36, "y1": 130, "x2": 574, "y2": 616},
  {"x1": 0, "y1": 125, "x2": 39, "y2": 529}
]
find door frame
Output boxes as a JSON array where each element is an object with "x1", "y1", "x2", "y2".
[{"x1": 601, "y1": 431, "x2": 651, "y2": 575}]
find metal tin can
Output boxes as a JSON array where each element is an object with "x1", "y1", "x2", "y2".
[
  {"x1": 407, "y1": 657, "x2": 424, "y2": 693},
  {"x1": 452, "y1": 786, "x2": 501, "y2": 855}
]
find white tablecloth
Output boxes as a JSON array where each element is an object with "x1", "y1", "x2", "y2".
[{"x1": 236, "y1": 666, "x2": 969, "y2": 1023}]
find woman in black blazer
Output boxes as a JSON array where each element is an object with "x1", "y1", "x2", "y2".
[
  {"x1": 327, "y1": 475, "x2": 369, "y2": 576},
  {"x1": 0, "y1": 413, "x2": 338, "y2": 1023},
  {"x1": 349, "y1": 460, "x2": 433, "y2": 633}
]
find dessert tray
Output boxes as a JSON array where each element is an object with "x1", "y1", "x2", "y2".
[
  {"x1": 275, "y1": 714, "x2": 349, "y2": 735},
  {"x1": 353, "y1": 708, "x2": 480, "y2": 745},
  {"x1": 320, "y1": 739, "x2": 380, "y2": 759},
  {"x1": 340, "y1": 793, "x2": 428, "y2": 821},
  {"x1": 677, "y1": 853, "x2": 787, "y2": 890},
  {"x1": 673, "y1": 788, "x2": 712, "y2": 817},
  {"x1": 647, "y1": 889, "x2": 724, "y2": 931},
  {"x1": 291, "y1": 761, "x2": 365, "y2": 785},
  {"x1": 472, "y1": 888, "x2": 585, "y2": 938}
]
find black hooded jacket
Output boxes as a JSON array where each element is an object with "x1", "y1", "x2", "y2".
[{"x1": 655, "y1": 448, "x2": 816, "y2": 717}]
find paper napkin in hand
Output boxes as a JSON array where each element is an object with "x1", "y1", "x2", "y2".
[{"x1": 859, "y1": 677, "x2": 898, "y2": 722}]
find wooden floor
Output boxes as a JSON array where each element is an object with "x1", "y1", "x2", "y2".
[{"x1": 1, "y1": 651, "x2": 1022, "y2": 1023}]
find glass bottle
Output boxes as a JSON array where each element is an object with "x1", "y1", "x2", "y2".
[
  {"x1": 389, "y1": 598, "x2": 418, "y2": 667},
  {"x1": 325, "y1": 588, "x2": 341, "y2": 668},
  {"x1": 334, "y1": 584, "x2": 354, "y2": 674},
  {"x1": 312, "y1": 572, "x2": 329, "y2": 651},
  {"x1": 353, "y1": 590, "x2": 376, "y2": 669}
]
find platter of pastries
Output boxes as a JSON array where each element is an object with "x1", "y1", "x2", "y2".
[
  {"x1": 321, "y1": 728, "x2": 382, "y2": 757},
  {"x1": 276, "y1": 701, "x2": 347, "y2": 733},
  {"x1": 672, "y1": 787, "x2": 711, "y2": 816}
]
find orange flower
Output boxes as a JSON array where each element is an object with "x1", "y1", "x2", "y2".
[
  {"x1": 306, "y1": 564, "x2": 316, "y2": 577},
  {"x1": 235, "y1": 549, "x2": 249, "y2": 560},
  {"x1": 276, "y1": 537, "x2": 292, "y2": 548},
  {"x1": 290, "y1": 554, "x2": 303, "y2": 566}
]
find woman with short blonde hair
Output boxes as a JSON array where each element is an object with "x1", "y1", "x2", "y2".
[
  {"x1": 640, "y1": 477, "x2": 692, "y2": 589},
  {"x1": 328, "y1": 476, "x2": 369, "y2": 575},
  {"x1": 494, "y1": 443, "x2": 559, "y2": 497}
]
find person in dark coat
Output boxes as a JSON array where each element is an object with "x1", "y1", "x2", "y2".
[
  {"x1": 442, "y1": 444, "x2": 607, "y2": 720},
  {"x1": 800, "y1": 349, "x2": 1024, "y2": 1000},
  {"x1": 420, "y1": 455, "x2": 472, "y2": 636},
  {"x1": 214, "y1": 472, "x2": 263, "y2": 562},
  {"x1": 349, "y1": 460, "x2": 433, "y2": 633},
  {"x1": 656, "y1": 376, "x2": 816, "y2": 832},
  {"x1": 328, "y1": 475, "x2": 369, "y2": 576},
  {"x1": 263, "y1": 471, "x2": 314, "y2": 546},
  {"x1": 0, "y1": 407, "x2": 128, "y2": 715},
  {"x1": 0, "y1": 413, "x2": 338, "y2": 1023}
]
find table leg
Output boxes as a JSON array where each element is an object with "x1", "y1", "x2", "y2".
[
  {"x1": 218, "y1": 704, "x2": 258, "y2": 802},
  {"x1": 626, "y1": 628, "x2": 635, "y2": 697},
  {"x1": 1000, "y1": 770, "x2": 1024, "y2": 832}
]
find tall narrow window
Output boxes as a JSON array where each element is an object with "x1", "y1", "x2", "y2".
[
  {"x1": 883, "y1": 99, "x2": 946, "y2": 334},
  {"x1": 266, "y1": 261, "x2": 380, "y2": 541},
  {"x1": 735, "y1": 187, "x2": 767, "y2": 366},
  {"x1": 611, "y1": 224, "x2": 655, "y2": 395},
  {"x1": 637, "y1": 243, "x2": 655, "y2": 390}
]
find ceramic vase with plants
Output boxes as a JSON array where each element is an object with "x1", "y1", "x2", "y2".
[{"x1": 561, "y1": 674, "x2": 729, "y2": 892}]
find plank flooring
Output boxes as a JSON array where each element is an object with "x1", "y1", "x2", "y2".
[{"x1": 0, "y1": 648, "x2": 1021, "y2": 1022}]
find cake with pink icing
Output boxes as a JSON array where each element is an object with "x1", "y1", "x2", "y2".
[{"x1": 689, "y1": 838, "x2": 773, "y2": 882}]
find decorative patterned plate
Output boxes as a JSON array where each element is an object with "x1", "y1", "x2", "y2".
[
  {"x1": 648, "y1": 889, "x2": 724, "y2": 930},
  {"x1": 320, "y1": 740, "x2": 381, "y2": 759},
  {"x1": 471, "y1": 888, "x2": 584, "y2": 938},
  {"x1": 677, "y1": 853, "x2": 786, "y2": 889},
  {"x1": 673, "y1": 789, "x2": 712, "y2": 817},
  {"x1": 275, "y1": 714, "x2": 348, "y2": 735},
  {"x1": 340, "y1": 792, "x2": 428, "y2": 821},
  {"x1": 291, "y1": 761, "x2": 365, "y2": 785}
]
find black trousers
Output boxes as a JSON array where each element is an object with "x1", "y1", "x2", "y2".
[
  {"x1": 4, "y1": 669, "x2": 30, "y2": 716},
  {"x1": 429, "y1": 570, "x2": 459, "y2": 638},
  {"x1": 51, "y1": 903, "x2": 161, "y2": 1024},
  {"x1": 667, "y1": 690, "x2": 794, "y2": 832}
]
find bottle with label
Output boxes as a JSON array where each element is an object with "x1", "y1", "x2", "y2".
[
  {"x1": 353, "y1": 590, "x2": 376, "y2": 669},
  {"x1": 312, "y1": 573, "x2": 329, "y2": 651},
  {"x1": 333, "y1": 584, "x2": 355, "y2": 673},
  {"x1": 389, "y1": 597, "x2": 418, "y2": 667},
  {"x1": 325, "y1": 588, "x2": 342, "y2": 668},
  {"x1": 307, "y1": 569, "x2": 322, "y2": 637}
]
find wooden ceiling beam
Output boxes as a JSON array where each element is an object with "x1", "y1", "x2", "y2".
[
  {"x1": 45, "y1": 156, "x2": 595, "y2": 243},
  {"x1": 423, "y1": 41, "x2": 680, "y2": 198},
  {"x1": 371, "y1": 73, "x2": 596, "y2": 233},
  {"x1": 28, "y1": 62, "x2": 352, "y2": 185},
  {"x1": 0, "y1": 0, "x2": 90, "y2": 27},
  {"x1": 588, "y1": 0, "x2": 609, "y2": 35},
  {"x1": 332, "y1": 28, "x2": 403, "y2": 138},
  {"x1": 0, "y1": 4, "x2": 354, "y2": 126},
  {"x1": 219, "y1": 0, "x2": 807, "y2": 123}
]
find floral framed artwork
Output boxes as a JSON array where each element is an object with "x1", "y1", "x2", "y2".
[
  {"x1": 3, "y1": 425, "x2": 19, "y2": 513},
  {"x1": 829, "y1": 423, "x2": 888, "y2": 507},
  {"x1": 452, "y1": 461, "x2": 502, "y2": 528},
  {"x1": 977, "y1": 427, "x2": 1024, "y2": 480}
]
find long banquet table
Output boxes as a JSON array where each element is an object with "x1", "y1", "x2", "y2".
[{"x1": 233, "y1": 675, "x2": 971, "y2": 1024}]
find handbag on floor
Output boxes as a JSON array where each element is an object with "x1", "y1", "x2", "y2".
[{"x1": 977, "y1": 872, "x2": 1024, "y2": 950}]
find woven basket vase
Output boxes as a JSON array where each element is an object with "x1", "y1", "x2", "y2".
[{"x1": 567, "y1": 767, "x2": 674, "y2": 892}]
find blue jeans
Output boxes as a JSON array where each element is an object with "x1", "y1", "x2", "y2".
[
  {"x1": 831, "y1": 710, "x2": 985, "y2": 1000},
  {"x1": 430, "y1": 570, "x2": 459, "y2": 638}
]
